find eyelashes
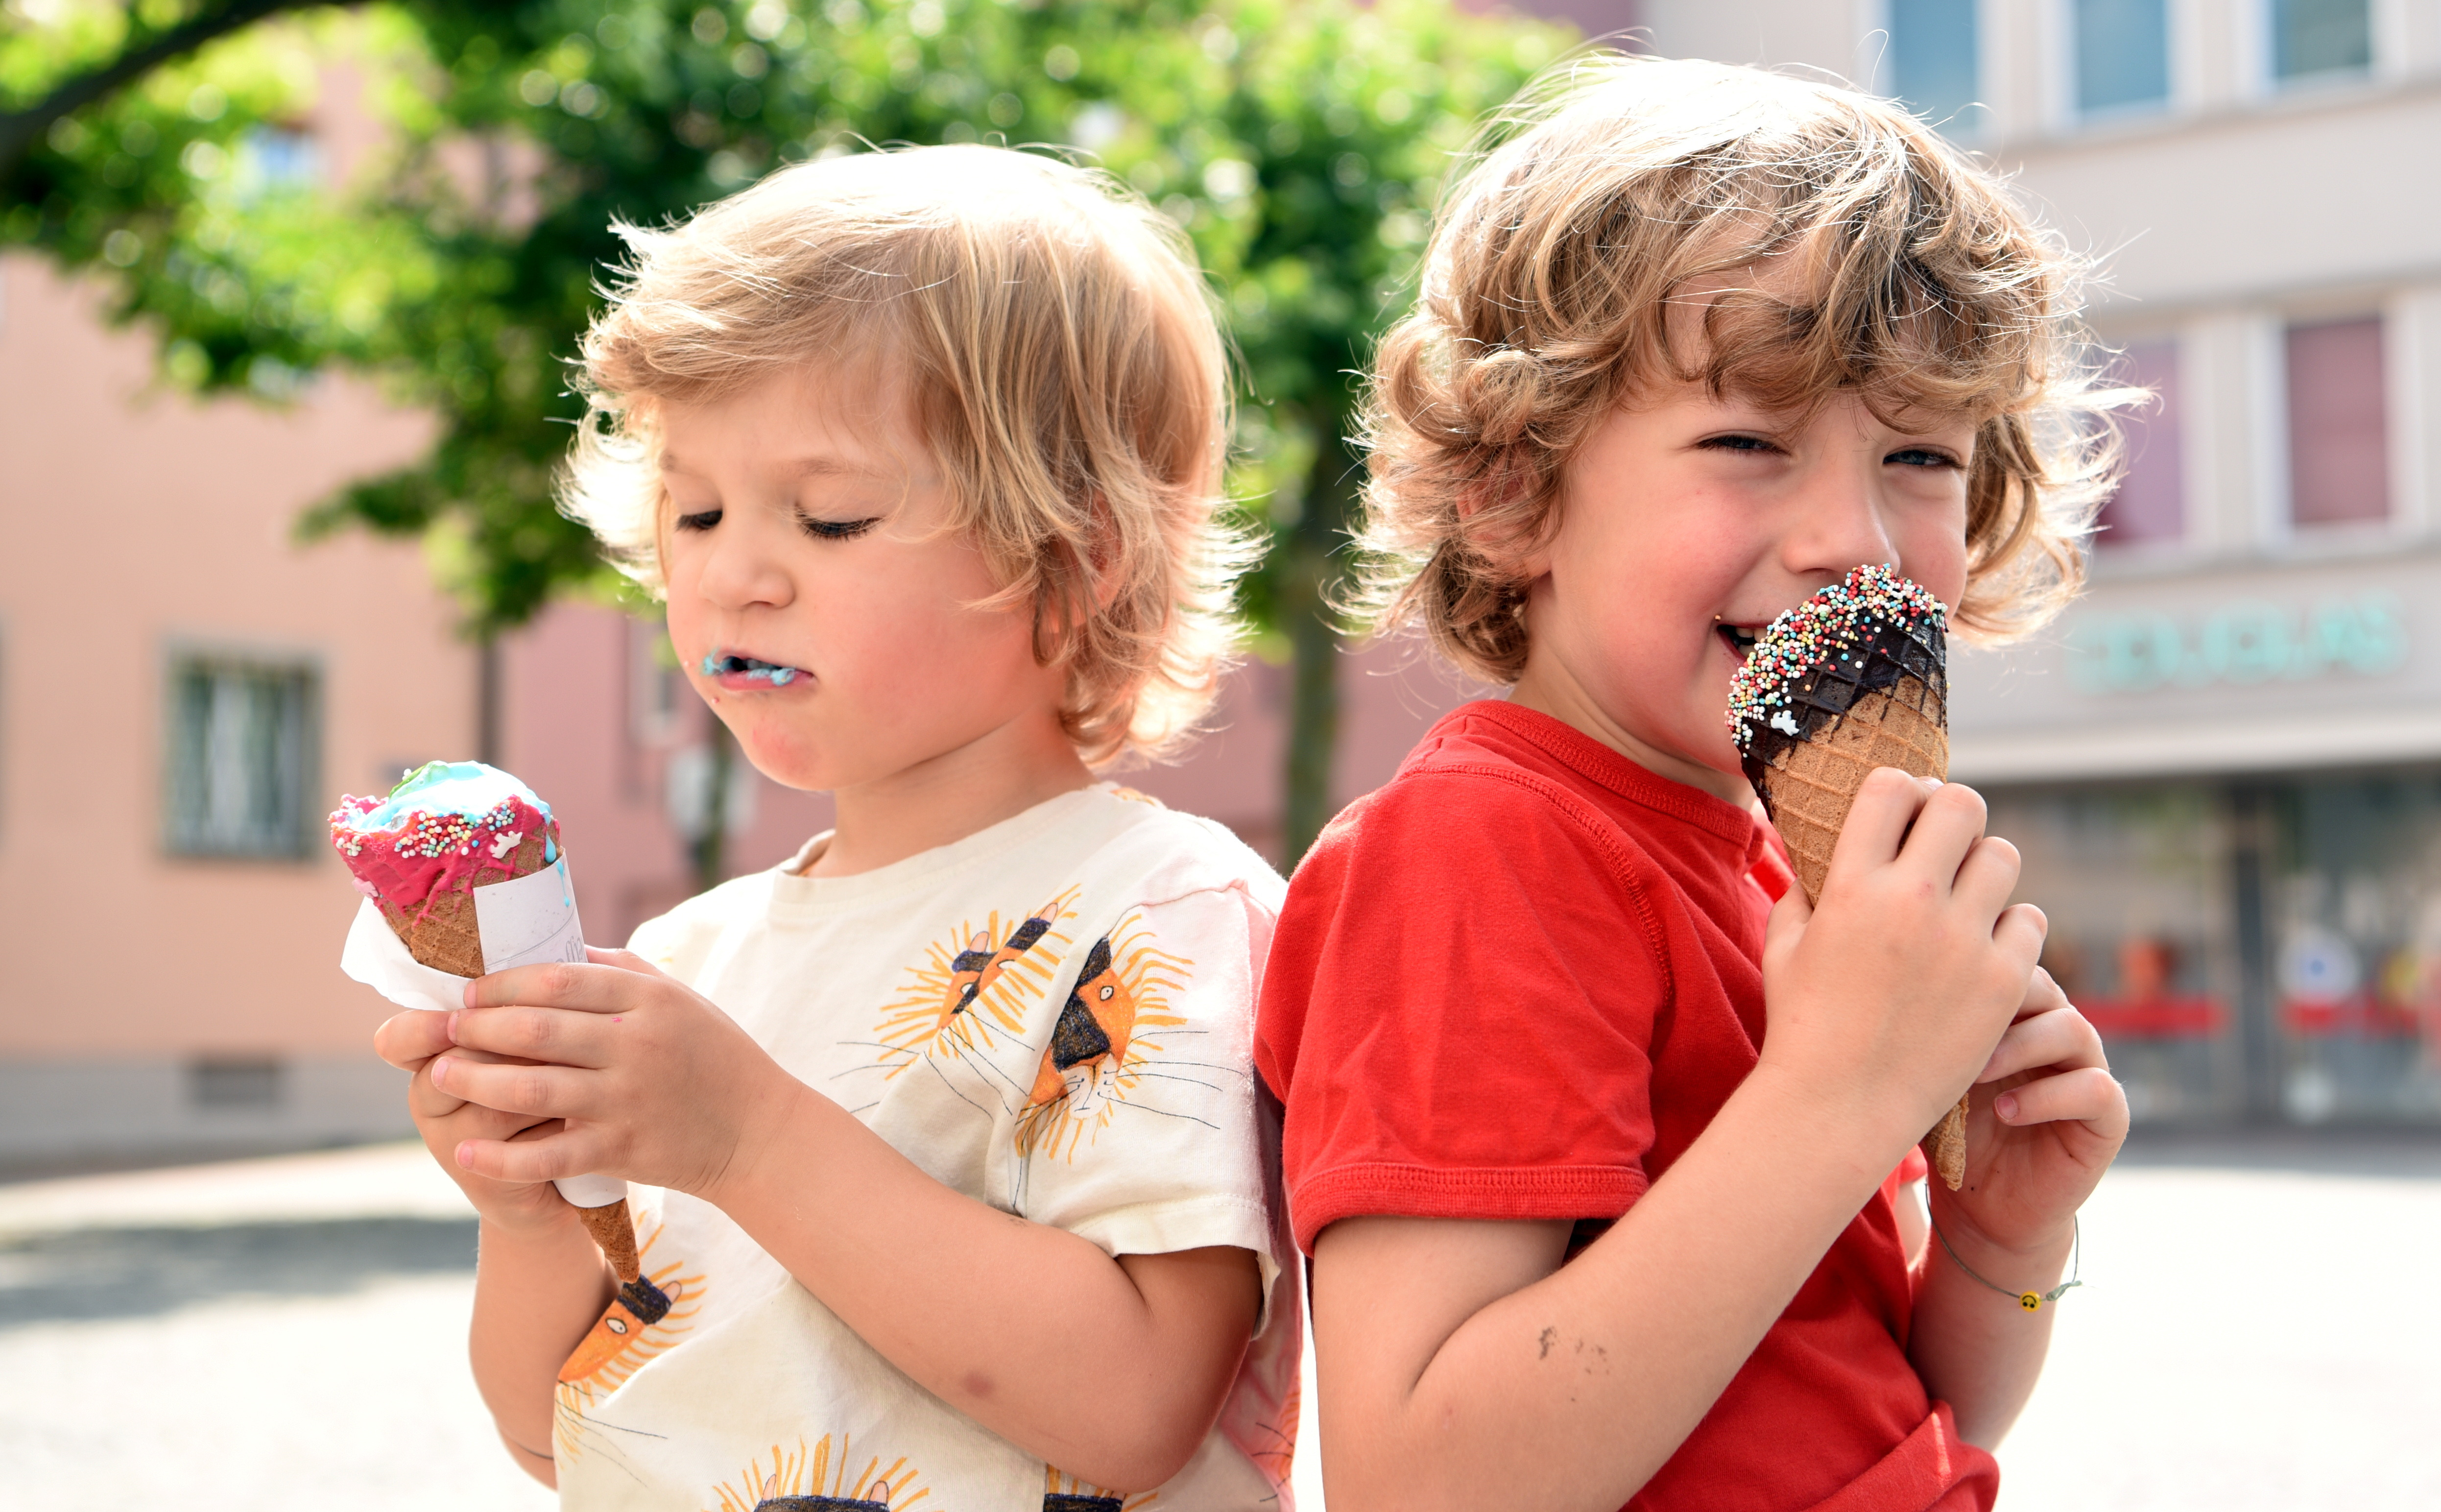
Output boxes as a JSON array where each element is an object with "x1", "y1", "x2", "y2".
[
  {"x1": 1884, "y1": 448, "x2": 1963, "y2": 470},
  {"x1": 797, "y1": 515, "x2": 878, "y2": 540},
  {"x1": 667, "y1": 508, "x2": 881, "y2": 540}
]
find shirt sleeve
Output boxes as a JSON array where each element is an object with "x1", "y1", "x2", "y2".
[
  {"x1": 1257, "y1": 768, "x2": 1672, "y2": 1253},
  {"x1": 1009, "y1": 882, "x2": 1284, "y2": 1309}
]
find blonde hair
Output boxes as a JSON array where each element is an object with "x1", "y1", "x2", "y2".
[
  {"x1": 1356, "y1": 53, "x2": 2126, "y2": 685},
  {"x1": 562, "y1": 144, "x2": 1248, "y2": 764}
]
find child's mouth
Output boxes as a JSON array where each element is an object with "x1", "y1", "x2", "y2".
[
  {"x1": 1718, "y1": 624, "x2": 1760, "y2": 660},
  {"x1": 700, "y1": 652, "x2": 806, "y2": 688}
]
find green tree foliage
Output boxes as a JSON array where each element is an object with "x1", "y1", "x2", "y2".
[{"x1": 1, "y1": 0, "x2": 1566, "y2": 861}]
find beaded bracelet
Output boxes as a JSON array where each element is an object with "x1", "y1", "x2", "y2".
[{"x1": 1930, "y1": 1215, "x2": 2082, "y2": 1312}]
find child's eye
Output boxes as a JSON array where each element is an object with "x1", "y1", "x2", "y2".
[
  {"x1": 1699, "y1": 433, "x2": 1780, "y2": 455},
  {"x1": 798, "y1": 515, "x2": 879, "y2": 541},
  {"x1": 1887, "y1": 448, "x2": 1961, "y2": 470},
  {"x1": 674, "y1": 508, "x2": 722, "y2": 532}
]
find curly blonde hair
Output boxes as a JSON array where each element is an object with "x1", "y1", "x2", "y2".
[
  {"x1": 561, "y1": 145, "x2": 1251, "y2": 765},
  {"x1": 1355, "y1": 53, "x2": 2127, "y2": 684}
]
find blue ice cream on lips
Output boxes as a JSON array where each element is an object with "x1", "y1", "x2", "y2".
[{"x1": 702, "y1": 651, "x2": 800, "y2": 686}]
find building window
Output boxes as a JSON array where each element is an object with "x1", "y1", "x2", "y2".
[
  {"x1": 1889, "y1": 0, "x2": 1981, "y2": 131},
  {"x1": 2075, "y1": 0, "x2": 2171, "y2": 116},
  {"x1": 2096, "y1": 338, "x2": 2185, "y2": 547},
  {"x1": 2272, "y1": 0, "x2": 2372, "y2": 81},
  {"x1": 2285, "y1": 316, "x2": 2390, "y2": 528},
  {"x1": 165, "y1": 654, "x2": 319, "y2": 858}
]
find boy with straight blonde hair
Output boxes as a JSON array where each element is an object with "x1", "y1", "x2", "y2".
[
  {"x1": 1260, "y1": 55, "x2": 2130, "y2": 1512},
  {"x1": 370, "y1": 145, "x2": 1299, "y2": 1512}
]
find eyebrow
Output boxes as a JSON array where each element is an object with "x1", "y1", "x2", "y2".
[{"x1": 658, "y1": 451, "x2": 896, "y2": 481}]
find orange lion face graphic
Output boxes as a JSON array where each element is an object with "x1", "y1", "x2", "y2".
[{"x1": 1027, "y1": 936, "x2": 1139, "y2": 1107}]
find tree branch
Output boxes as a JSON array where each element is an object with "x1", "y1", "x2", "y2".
[{"x1": 0, "y1": 0, "x2": 331, "y2": 186}]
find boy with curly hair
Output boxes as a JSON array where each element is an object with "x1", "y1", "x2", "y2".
[{"x1": 1258, "y1": 56, "x2": 2130, "y2": 1511}]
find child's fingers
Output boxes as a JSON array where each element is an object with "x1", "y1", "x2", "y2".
[
  {"x1": 431, "y1": 1053, "x2": 600, "y2": 1122},
  {"x1": 450, "y1": 1005, "x2": 615, "y2": 1070},
  {"x1": 1991, "y1": 1065, "x2": 2130, "y2": 1142},
  {"x1": 465, "y1": 960, "x2": 645, "y2": 1015},
  {"x1": 1949, "y1": 835, "x2": 2023, "y2": 921},
  {"x1": 456, "y1": 1128, "x2": 603, "y2": 1187},
  {"x1": 586, "y1": 945, "x2": 671, "y2": 979},
  {"x1": 1891, "y1": 780, "x2": 1990, "y2": 891},
  {"x1": 1978, "y1": 1004, "x2": 2108, "y2": 1084},
  {"x1": 2013, "y1": 966, "x2": 2071, "y2": 1023},
  {"x1": 1823, "y1": 767, "x2": 1931, "y2": 885},
  {"x1": 407, "y1": 1047, "x2": 541, "y2": 1121},
  {"x1": 1991, "y1": 902, "x2": 2048, "y2": 974},
  {"x1": 374, "y1": 1008, "x2": 454, "y2": 1071}
]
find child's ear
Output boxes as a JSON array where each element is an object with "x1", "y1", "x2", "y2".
[{"x1": 1461, "y1": 459, "x2": 1557, "y2": 581}]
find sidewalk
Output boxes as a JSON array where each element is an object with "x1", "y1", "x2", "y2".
[
  {"x1": 3, "y1": 1134, "x2": 2437, "y2": 1509},
  {"x1": 0, "y1": 1142, "x2": 550, "y2": 1511}
]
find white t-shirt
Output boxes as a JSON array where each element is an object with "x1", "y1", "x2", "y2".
[{"x1": 552, "y1": 785, "x2": 1299, "y2": 1512}]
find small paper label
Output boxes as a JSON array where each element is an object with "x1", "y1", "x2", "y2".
[{"x1": 473, "y1": 857, "x2": 587, "y2": 973}]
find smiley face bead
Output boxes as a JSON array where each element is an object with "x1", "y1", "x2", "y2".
[{"x1": 2018, "y1": 1293, "x2": 2043, "y2": 1312}]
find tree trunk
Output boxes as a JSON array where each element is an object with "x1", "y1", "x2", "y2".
[
  {"x1": 691, "y1": 717, "x2": 736, "y2": 893},
  {"x1": 1280, "y1": 416, "x2": 1364, "y2": 867}
]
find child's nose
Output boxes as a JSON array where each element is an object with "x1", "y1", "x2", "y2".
[
  {"x1": 1783, "y1": 465, "x2": 1899, "y2": 577},
  {"x1": 696, "y1": 525, "x2": 793, "y2": 609}
]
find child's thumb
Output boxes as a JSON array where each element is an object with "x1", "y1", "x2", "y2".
[{"x1": 1762, "y1": 878, "x2": 1813, "y2": 962}]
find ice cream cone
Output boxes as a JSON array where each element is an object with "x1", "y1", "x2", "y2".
[
  {"x1": 1728, "y1": 567, "x2": 1972, "y2": 1190},
  {"x1": 331, "y1": 763, "x2": 640, "y2": 1254},
  {"x1": 577, "y1": 1199, "x2": 643, "y2": 1283},
  {"x1": 368, "y1": 829, "x2": 556, "y2": 977}
]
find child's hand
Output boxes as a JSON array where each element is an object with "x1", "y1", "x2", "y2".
[
  {"x1": 424, "y1": 947, "x2": 802, "y2": 1203},
  {"x1": 373, "y1": 1008, "x2": 572, "y2": 1232},
  {"x1": 1757, "y1": 769, "x2": 2047, "y2": 1154},
  {"x1": 1938, "y1": 967, "x2": 2129, "y2": 1251}
]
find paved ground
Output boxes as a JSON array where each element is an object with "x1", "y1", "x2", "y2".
[{"x1": 2, "y1": 1133, "x2": 2436, "y2": 1510}]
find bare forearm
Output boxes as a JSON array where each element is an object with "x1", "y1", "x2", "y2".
[
  {"x1": 1322, "y1": 1070, "x2": 1907, "y2": 1512},
  {"x1": 1907, "y1": 1199, "x2": 2070, "y2": 1448},
  {"x1": 469, "y1": 1211, "x2": 616, "y2": 1486},
  {"x1": 706, "y1": 1083, "x2": 1253, "y2": 1490}
]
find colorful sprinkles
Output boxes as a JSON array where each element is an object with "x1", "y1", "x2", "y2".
[
  {"x1": 329, "y1": 761, "x2": 559, "y2": 916},
  {"x1": 1725, "y1": 564, "x2": 1949, "y2": 754}
]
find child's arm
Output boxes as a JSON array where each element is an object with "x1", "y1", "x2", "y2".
[
  {"x1": 1306, "y1": 772, "x2": 2060, "y2": 1512},
  {"x1": 373, "y1": 1012, "x2": 615, "y2": 1488},
  {"x1": 1907, "y1": 968, "x2": 2127, "y2": 1445},
  {"x1": 422, "y1": 954, "x2": 1263, "y2": 1495}
]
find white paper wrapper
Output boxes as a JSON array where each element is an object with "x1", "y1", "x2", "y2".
[{"x1": 339, "y1": 893, "x2": 626, "y2": 1211}]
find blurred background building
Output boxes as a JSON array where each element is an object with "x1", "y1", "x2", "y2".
[{"x1": 4, "y1": 0, "x2": 2439, "y2": 1172}]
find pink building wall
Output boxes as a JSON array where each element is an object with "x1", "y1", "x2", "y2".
[{"x1": 0, "y1": 254, "x2": 464, "y2": 1164}]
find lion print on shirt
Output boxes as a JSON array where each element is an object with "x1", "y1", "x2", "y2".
[
  {"x1": 707, "y1": 1435, "x2": 931, "y2": 1512},
  {"x1": 868, "y1": 888, "x2": 1083, "y2": 1093},
  {"x1": 554, "y1": 1220, "x2": 704, "y2": 1464},
  {"x1": 1042, "y1": 1466, "x2": 1157, "y2": 1511},
  {"x1": 1013, "y1": 912, "x2": 1198, "y2": 1163}
]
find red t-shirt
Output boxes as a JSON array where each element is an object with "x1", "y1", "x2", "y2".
[{"x1": 1255, "y1": 701, "x2": 1998, "y2": 1512}]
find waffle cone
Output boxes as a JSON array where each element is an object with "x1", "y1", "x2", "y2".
[
  {"x1": 1929, "y1": 1097, "x2": 1968, "y2": 1190},
  {"x1": 1751, "y1": 673, "x2": 1964, "y2": 1188},
  {"x1": 576, "y1": 1199, "x2": 642, "y2": 1283},
  {"x1": 1754, "y1": 677, "x2": 1949, "y2": 907},
  {"x1": 374, "y1": 832, "x2": 553, "y2": 978}
]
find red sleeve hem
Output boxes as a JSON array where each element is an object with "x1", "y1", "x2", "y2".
[{"x1": 1290, "y1": 1162, "x2": 1650, "y2": 1254}]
